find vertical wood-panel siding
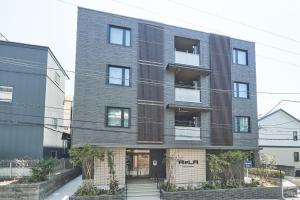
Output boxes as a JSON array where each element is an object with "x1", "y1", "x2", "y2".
[
  {"x1": 137, "y1": 23, "x2": 164, "y2": 142},
  {"x1": 137, "y1": 104, "x2": 164, "y2": 142},
  {"x1": 209, "y1": 34, "x2": 233, "y2": 146},
  {"x1": 138, "y1": 64, "x2": 163, "y2": 101}
]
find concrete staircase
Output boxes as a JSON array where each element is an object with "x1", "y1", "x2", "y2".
[{"x1": 127, "y1": 180, "x2": 160, "y2": 200}]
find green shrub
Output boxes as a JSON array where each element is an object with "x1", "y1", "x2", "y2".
[
  {"x1": 26, "y1": 159, "x2": 55, "y2": 183},
  {"x1": 244, "y1": 179, "x2": 260, "y2": 187},
  {"x1": 75, "y1": 182, "x2": 109, "y2": 196},
  {"x1": 249, "y1": 168, "x2": 285, "y2": 178},
  {"x1": 75, "y1": 181, "x2": 123, "y2": 196},
  {"x1": 160, "y1": 182, "x2": 177, "y2": 192},
  {"x1": 161, "y1": 180, "x2": 260, "y2": 192}
]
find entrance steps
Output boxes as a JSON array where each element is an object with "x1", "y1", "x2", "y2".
[{"x1": 127, "y1": 181, "x2": 160, "y2": 199}]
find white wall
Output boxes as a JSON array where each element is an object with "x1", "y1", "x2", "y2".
[
  {"x1": 63, "y1": 96, "x2": 72, "y2": 134},
  {"x1": 260, "y1": 147, "x2": 300, "y2": 169},
  {"x1": 43, "y1": 51, "x2": 66, "y2": 149},
  {"x1": 259, "y1": 110, "x2": 300, "y2": 147}
]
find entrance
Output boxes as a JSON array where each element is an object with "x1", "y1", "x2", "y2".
[
  {"x1": 126, "y1": 149, "x2": 166, "y2": 179},
  {"x1": 126, "y1": 149, "x2": 150, "y2": 177}
]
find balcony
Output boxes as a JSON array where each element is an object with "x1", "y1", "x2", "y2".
[
  {"x1": 175, "y1": 126, "x2": 201, "y2": 141},
  {"x1": 175, "y1": 51, "x2": 200, "y2": 66},
  {"x1": 175, "y1": 111, "x2": 201, "y2": 141},
  {"x1": 175, "y1": 87, "x2": 200, "y2": 103},
  {"x1": 174, "y1": 36, "x2": 200, "y2": 67}
]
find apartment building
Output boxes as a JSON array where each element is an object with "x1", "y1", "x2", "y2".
[
  {"x1": 0, "y1": 41, "x2": 69, "y2": 159},
  {"x1": 73, "y1": 7, "x2": 258, "y2": 186}
]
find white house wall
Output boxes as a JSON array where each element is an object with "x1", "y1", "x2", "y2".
[
  {"x1": 43, "y1": 51, "x2": 66, "y2": 154},
  {"x1": 260, "y1": 147, "x2": 300, "y2": 169},
  {"x1": 259, "y1": 111, "x2": 300, "y2": 147}
]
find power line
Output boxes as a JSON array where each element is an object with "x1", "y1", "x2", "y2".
[
  {"x1": 3, "y1": 119, "x2": 295, "y2": 141},
  {"x1": 0, "y1": 119, "x2": 260, "y2": 141},
  {"x1": 167, "y1": 0, "x2": 300, "y2": 45},
  {"x1": 0, "y1": 32, "x2": 8, "y2": 41},
  {"x1": 54, "y1": 0, "x2": 300, "y2": 57},
  {"x1": 0, "y1": 109, "x2": 251, "y2": 131},
  {"x1": 110, "y1": 0, "x2": 300, "y2": 56},
  {"x1": 2, "y1": 56, "x2": 300, "y2": 97},
  {"x1": 2, "y1": 107, "x2": 300, "y2": 135}
]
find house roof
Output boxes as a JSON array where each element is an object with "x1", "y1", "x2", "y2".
[
  {"x1": 0, "y1": 40, "x2": 69, "y2": 79},
  {"x1": 258, "y1": 108, "x2": 300, "y2": 125}
]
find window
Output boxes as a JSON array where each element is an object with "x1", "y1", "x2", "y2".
[
  {"x1": 294, "y1": 152, "x2": 299, "y2": 162},
  {"x1": 234, "y1": 82, "x2": 249, "y2": 98},
  {"x1": 0, "y1": 86, "x2": 13, "y2": 102},
  {"x1": 51, "y1": 151, "x2": 57, "y2": 158},
  {"x1": 54, "y1": 72, "x2": 60, "y2": 85},
  {"x1": 234, "y1": 116, "x2": 250, "y2": 133},
  {"x1": 108, "y1": 66, "x2": 130, "y2": 86},
  {"x1": 106, "y1": 107, "x2": 130, "y2": 128},
  {"x1": 52, "y1": 118, "x2": 58, "y2": 130},
  {"x1": 109, "y1": 25, "x2": 131, "y2": 47},
  {"x1": 233, "y1": 49, "x2": 248, "y2": 65},
  {"x1": 293, "y1": 131, "x2": 298, "y2": 141}
]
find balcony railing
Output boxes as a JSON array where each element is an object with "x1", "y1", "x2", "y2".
[
  {"x1": 175, "y1": 87, "x2": 201, "y2": 103},
  {"x1": 175, "y1": 126, "x2": 201, "y2": 141},
  {"x1": 175, "y1": 51, "x2": 200, "y2": 66}
]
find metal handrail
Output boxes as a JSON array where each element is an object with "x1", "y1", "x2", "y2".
[
  {"x1": 155, "y1": 173, "x2": 163, "y2": 199},
  {"x1": 125, "y1": 176, "x2": 128, "y2": 200}
]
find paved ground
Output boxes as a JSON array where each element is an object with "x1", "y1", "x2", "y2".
[
  {"x1": 45, "y1": 175, "x2": 82, "y2": 200},
  {"x1": 128, "y1": 196, "x2": 160, "y2": 200}
]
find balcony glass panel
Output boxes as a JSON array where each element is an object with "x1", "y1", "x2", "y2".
[
  {"x1": 175, "y1": 51, "x2": 200, "y2": 66},
  {"x1": 175, "y1": 87, "x2": 200, "y2": 103},
  {"x1": 175, "y1": 126, "x2": 201, "y2": 141}
]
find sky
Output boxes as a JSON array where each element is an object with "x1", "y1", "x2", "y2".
[{"x1": 1, "y1": 0, "x2": 300, "y2": 118}]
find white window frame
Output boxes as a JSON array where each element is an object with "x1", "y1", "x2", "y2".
[
  {"x1": 294, "y1": 152, "x2": 299, "y2": 162},
  {"x1": 52, "y1": 118, "x2": 58, "y2": 130},
  {"x1": 293, "y1": 131, "x2": 298, "y2": 141},
  {"x1": 0, "y1": 86, "x2": 13, "y2": 102}
]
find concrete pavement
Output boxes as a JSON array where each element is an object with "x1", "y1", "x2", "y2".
[{"x1": 45, "y1": 175, "x2": 82, "y2": 200}]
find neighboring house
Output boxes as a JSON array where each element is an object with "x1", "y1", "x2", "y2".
[
  {"x1": 73, "y1": 7, "x2": 258, "y2": 186},
  {"x1": 0, "y1": 40, "x2": 69, "y2": 159},
  {"x1": 62, "y1": 95, "x2": 73, "y2": 153},
  {"x1": 259, "y1": 109, "x2": 300, "y2": 172},
  {"x1": 63, "y1": 95, "x2": 73, "y2": 134}
]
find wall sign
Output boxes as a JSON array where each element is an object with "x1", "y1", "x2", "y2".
[{"x1": 178, "y1": 160, "x2": 198, "y2": 165}]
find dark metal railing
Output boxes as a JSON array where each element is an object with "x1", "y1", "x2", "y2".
[
  {"x1": 155, "y1": 173, "x2": 163, "y2": 199},
  {"x1": 125, "y1": 177, "x2": 128, "y2": 200}
]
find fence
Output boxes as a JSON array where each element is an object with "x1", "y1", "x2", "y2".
[{"x1": 0, "y1": 158, "x2": 72, "y2": 178}]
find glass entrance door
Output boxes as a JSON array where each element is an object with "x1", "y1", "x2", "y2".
[{"x1": 126, "y1": 149, "x2": 150, "y2": 177}]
